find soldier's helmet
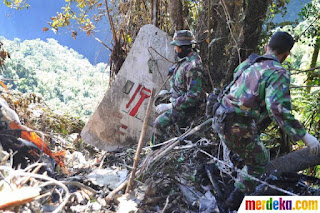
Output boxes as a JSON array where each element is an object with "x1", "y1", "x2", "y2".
[{"x1": 170, "y1": 30, "x2": 196, "y2": 46}]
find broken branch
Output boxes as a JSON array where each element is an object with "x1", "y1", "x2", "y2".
[
  {"x1": 105, "y1": 180, "x2": 128, "y2": 204},
  {"x1": 198, "y1": 149, "x2": 297, "y2": 196},
  {"x1": 92, "y1": 35, "x2": 112, "y2": 51},
  {"x1": 290, "y1": 85, "x2": 320, "y2": 88},
  {"x1": 126, "y1": 88, "x2": 156, "y2": 193},
  {"x1": 290, "y1": 65, "x2": 320, "y2": 74},
  {"x1": 0, "y1": 166, "x2": 70, "y2": 213},
  {"x1": 61, "y1": 181, "x2": 98, "y2": 194}
]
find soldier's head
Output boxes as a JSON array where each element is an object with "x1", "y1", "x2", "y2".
[
  {"x1": 266, "y1": 31, "x2": 295, "y2": 63},
  {"x1": 171, "y1": 30, "x2": 196, "y2": 58}
]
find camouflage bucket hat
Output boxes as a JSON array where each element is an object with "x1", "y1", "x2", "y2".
[{"x1": 170, "y1": 30, "x2": 196, "y2": 46}]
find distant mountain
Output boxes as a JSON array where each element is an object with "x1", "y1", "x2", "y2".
[
  {"x1": 0, "y1": 37, "x2": 109, "y2": 120},
  {"x1": 273, "y1": 0, "x2": 311, "y2": 23},
  {"x1": 0, "y1": 1, "x2": 111, "y2": 65}
]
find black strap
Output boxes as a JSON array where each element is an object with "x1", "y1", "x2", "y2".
[
  {"x1": 171, "y1": 61, "x2": 184, "y2": 94},
  {"x1": 218, "y1": 54, "x2": 278, "y2": 100}
]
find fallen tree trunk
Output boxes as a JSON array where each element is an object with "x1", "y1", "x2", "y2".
[{"x1": 266, "y1": 148, "x2": 320, "y2": 175}]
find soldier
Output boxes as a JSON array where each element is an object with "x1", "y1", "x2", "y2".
[
  {"x1": 151, "y1": 30, "x2": 205, "y2": 146},
  {"x1": 212, "y1": 31, "x2": 320, "y2": 209}
]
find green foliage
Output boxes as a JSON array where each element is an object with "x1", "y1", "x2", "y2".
[
  {"x1": 298, "y1": 0, "x2": 320, "y2": 39},
  {"x1": 293, "y1": 89, "x2": 320, "y2": 135},
  {"x1": 3, "y1": 0, "x2": 104, "y2": 36},
  {"x1": 49, "y1": 0, "x2": 98, "y2": 35},
  {"x1": 0, "y1": 37, "x2": 109, "y2": 120},
  {"x1": 297, "y1": 0, "x2": 320, "y2": 92},
  {"x1": 288, "y1": 37, "x2": 320, "y2": 138},
  {"x1": 3, "y1": 0, "x2": 29, "y2": 9}
]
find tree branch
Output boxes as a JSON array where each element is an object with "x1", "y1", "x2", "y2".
[
  {"x1": 290, "y1": 85, "x2": 320, "y2": 88},
  {"x1": 104, "y1": 0, "x2": 118, "y2": 44},
  {"x1": 92, "y1": 35, "x2": 112, "y2": 51},
  {"x1": 290, "y1": 66, "x2": 320, "y2": 75}
]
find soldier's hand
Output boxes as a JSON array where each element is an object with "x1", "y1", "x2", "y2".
[
  {"x1": 302, "y1": 133, "x2": 320, "y2": 155},
  {"x1": 156, "y1": 103, "x2": 172, "y2": 114}
]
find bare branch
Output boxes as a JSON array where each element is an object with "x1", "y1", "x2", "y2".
[
  {"x1": 104, "y1": 0, "x2": 118, "y2": 44},
  {"x1": 92, "y1": 35, "x2": 112, "y2": 51},
  {"x1": 290, "y1": 66, "x2": 320, "y2": 74},
  {"x1": 290, "y1": 85, "x2": 320, "y2": 88}
]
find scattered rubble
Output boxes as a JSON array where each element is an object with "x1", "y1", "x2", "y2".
[
  {"x1": 1, "y1": 87, "x2": 320, "y2": 212},
  {"x1": 86, "y1": 168, "x2": 128, "y2": 190}
]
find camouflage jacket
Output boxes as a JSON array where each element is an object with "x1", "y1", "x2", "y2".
[
  {"x1": 221, "y1": 53, "x2": 306, "y2": 141},
  {"x1": 170, "y1": 51, "x2": 204, "y2": 110}
]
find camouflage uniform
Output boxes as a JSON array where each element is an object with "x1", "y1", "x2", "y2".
[
  {"x1": 216, "y1": 53, "x2": 306, "y2": 193},
  {"x1": 153, "y1": 51, "x2": 204, "y2": 143}
]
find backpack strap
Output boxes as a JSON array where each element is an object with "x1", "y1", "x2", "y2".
[{"x1": 219, "y1": 54, "x2": 278, "y2": 100}]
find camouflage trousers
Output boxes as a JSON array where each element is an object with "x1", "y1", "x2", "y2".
[
  {"x1": 217, "y1": 114, "x2": 269, "y2": 194},
  {"x1": 152, "y1": 108, "x2": 189, "y2": 145}
]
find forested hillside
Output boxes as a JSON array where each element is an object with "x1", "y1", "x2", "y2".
[{"x1": 0, "y1": 37, "x2": 109, "y2": 120}]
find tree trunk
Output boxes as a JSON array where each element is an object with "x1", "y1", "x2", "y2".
[
  {"x1": 196, "y1": 0, "x2": 270, "y2": 91},
  {"x1": 168, "y1": 0, "x2": 184, "y2": 34},
  {"x1": 152, "y1": 0, "x2": 159, "y2": 27},
  {"x1": 266, "y1": 148, "x2": 320, "y2": 175},
  {"x1": 306, "y1": 35, "x2": 320, "y2": 92},
  {"x1": 310, "y1": 36, "x2": 320, "y2": 69}
]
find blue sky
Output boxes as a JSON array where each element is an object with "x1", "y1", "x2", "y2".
[
  {"x1": 0, "y1": 1, "x2": 111, "y2": 65},
  {"x1": 0, "y1": 0, "x2": 309, "y2": 66}
]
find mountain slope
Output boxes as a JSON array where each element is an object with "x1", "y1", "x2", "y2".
[{"x1": 0, "y1": 37, "x2": 109, "y2": 120}]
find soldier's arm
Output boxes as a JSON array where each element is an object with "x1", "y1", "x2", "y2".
[
  {"x1": 265, "y1": 70, "x2": 306, "y2": 141},
  {"x1": 172, "y1": 68, "x2": 202, "y2": 110}
]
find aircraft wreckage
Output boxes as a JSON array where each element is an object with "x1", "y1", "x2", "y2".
[{"x1": 81, "y1": 24, "x2": 175, "y2": 151}]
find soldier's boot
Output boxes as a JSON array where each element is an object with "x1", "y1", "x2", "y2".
[{"x1": 224, "y1": 188, "x2": 245, "y2": 210}]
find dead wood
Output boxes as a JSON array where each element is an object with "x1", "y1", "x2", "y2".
[
  {"x1": 105, "y1": 180, "x2": 128, "y2": 204},
  {"x1": 0, "y1": 187, "x2": 41, "y2": 210},
  {"x1": 266, "y1": 147, "x2": 320, "y2": 175},
  {"x1": 105, "y1": 119, "x2": 212, "y2": 205},
  {"x1": 0, "y1": 165, "x2": 70, "y2": 213},
  {"x1": 126, "y1": 88, "x2": 156, "y2": 193}
]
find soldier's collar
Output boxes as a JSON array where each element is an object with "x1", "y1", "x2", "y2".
[
  {"x1": 263, "y1": 53, "x2": 280, "y2": 63},
  {"x1": 177, "y1": 51, "x2": 198, "y2": 63},
  {"x1": 185, "y1": 51, "x2": 198, "y2": 62}
]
